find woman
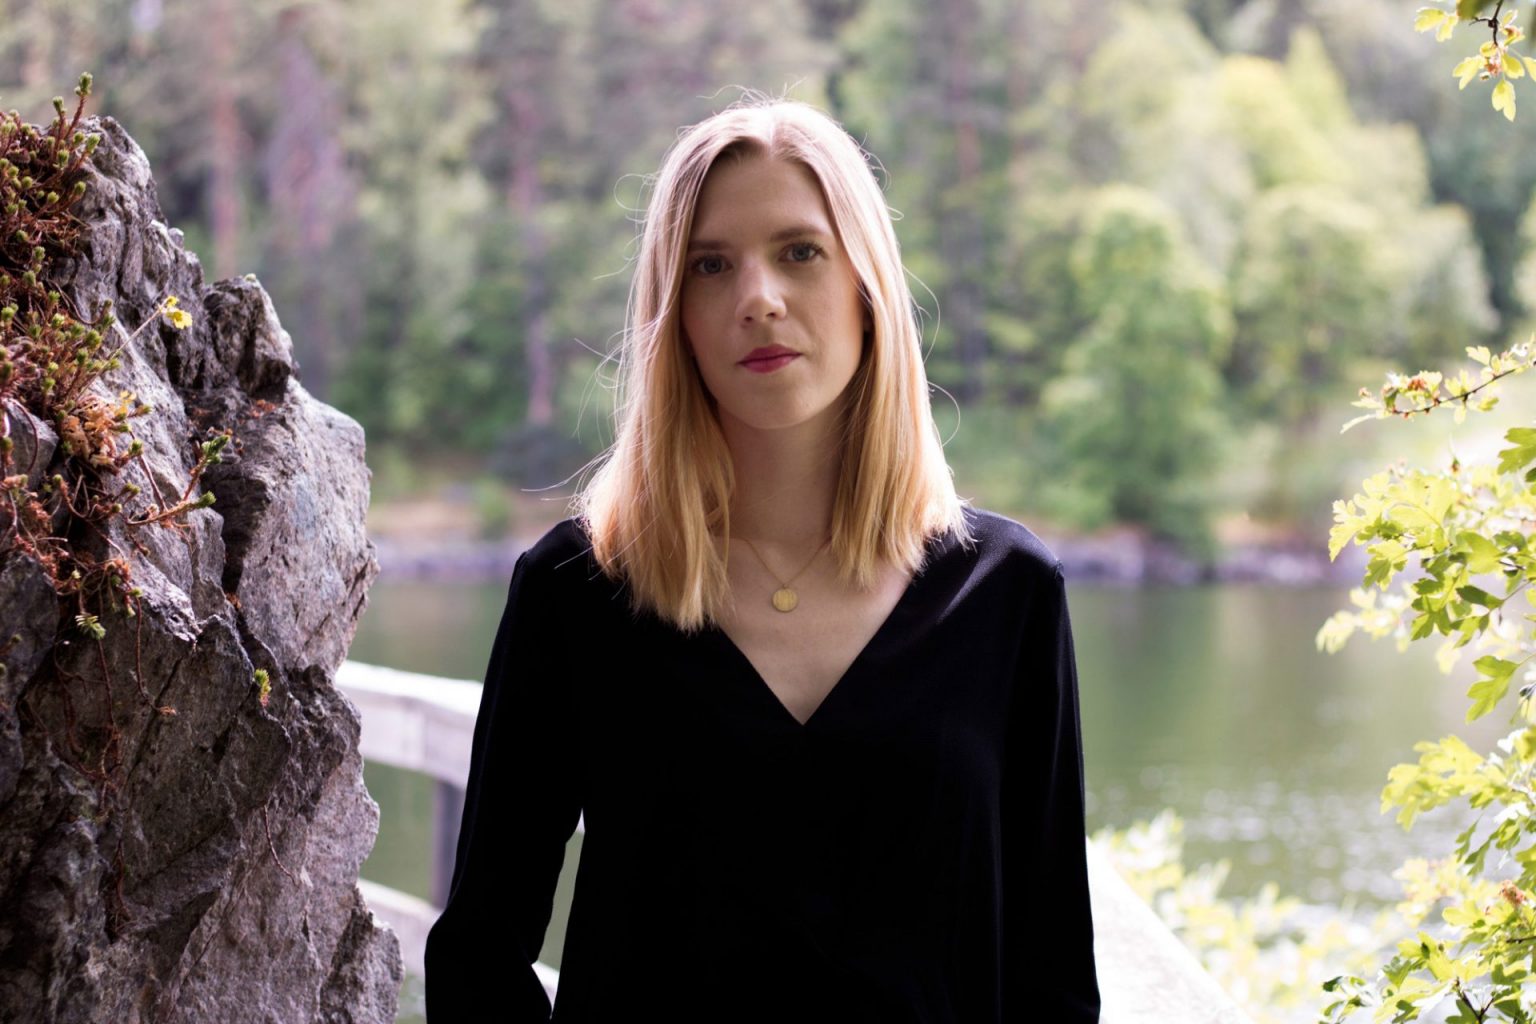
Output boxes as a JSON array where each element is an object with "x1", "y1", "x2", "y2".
[{"x1": 423, "y1": 97, "x2": 1100, "y2": 1022}]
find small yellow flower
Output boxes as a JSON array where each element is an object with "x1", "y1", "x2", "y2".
[{"x1": 158, "y1": 295, "x2": 191, "y2": 329}]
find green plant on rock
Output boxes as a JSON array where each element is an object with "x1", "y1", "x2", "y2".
[{"x1": 0, "y1": 76, "x2": 243, "y2": 933}]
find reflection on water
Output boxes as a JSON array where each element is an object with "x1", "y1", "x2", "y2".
[
  {"x1": 1070, "y1": 581, "x2": 1506, "y2": 905},
  {"x1": 357, "y1": 573, "x2": 1515, "y2": 999}
]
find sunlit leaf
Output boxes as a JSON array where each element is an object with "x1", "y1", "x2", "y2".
[
  {"x1": 1459, "y1": 533, "x2": 1504, "y2": 575},
  {"x1": 1497, "y1": 427, "x2": 1536, "y2": 474},
  {"x1": 1416, "y1": 7, "x2": 1450, "y2": 31},
  {"x1": 1467, "y1": 656, "x2": 1519, "y2": 720},
  {"x1": 1493, "y1": 78, "x2": 1517, "y2": 120}
]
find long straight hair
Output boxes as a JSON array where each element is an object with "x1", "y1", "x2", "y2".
[{"x1": 572, "y1": 97, "x2": 973, "y2": 633}]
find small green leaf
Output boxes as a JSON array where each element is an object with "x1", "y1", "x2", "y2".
[
  {"x1": 1459, "y1": 532, "x2": 1504, "y2": 575},
  {"x1": 1497, "y1": 427, "x2": 1536, "y2": 474},
  {"x1": 1416, "y1": 7, "x2": 1450, "y2": 31},
  {"x1": 1467, "y1": 656, "x2": 1518, "y2": 720},
  {"x1": 1455, "y1": 584, "x2": 1502, "y2": 608}
]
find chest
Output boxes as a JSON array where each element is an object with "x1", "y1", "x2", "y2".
[{"x1": 712, "y1": 560, "x2": 914, "y2": 726}]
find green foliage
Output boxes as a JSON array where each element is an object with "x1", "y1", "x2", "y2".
[
  {"x1": 1317, "y1": 339, "x2": 1536, "y2": 1022},
  {"x1": 1218, "y1": 56, "x2": 1355, "y2": 191},
  {"x1": 1380, "y1": 206, "x2": 1501, "y2": 375},
  {"x1": 1227, "y1": 185, "x2": 1393, "y2": 424},
  {"x1": 1286, "y1": 26, "x2": 1355, "y2": 138},
  {"x1": 1095, "y1": 811, "x2": 1396, "y2": 1024},
  {"x1": 1416, "y1": 2, "x2": 1536, "y2": 121},
  {"x1": 328, "y1": 0, "x2": 495, "y2": 445},
  {"x1": 470, "y1": 477, "x2": 513, "y2": 542},
  {"x1": 1515, "y1": 194, "x2": 1536, "y2": 328},
  {"x1": 1036, "y1": 185, "x2": 1231, "y2": 551},
  {"x1": 4, "y1": 0, "x2": 1523, "y2": 565}
]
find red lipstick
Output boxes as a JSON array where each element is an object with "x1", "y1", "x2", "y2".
[{"x1": 740, "y1": 345, "x2": 800, "y2": 373}]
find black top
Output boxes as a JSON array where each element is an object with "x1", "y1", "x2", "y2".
[{"x1": 423, "y1": 506, "x2": 1100, "y2": 1022}]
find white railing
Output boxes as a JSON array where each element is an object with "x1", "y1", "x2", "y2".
[{"x1": 336, "y1": 660, "x2": 1252, "y2": 1023}]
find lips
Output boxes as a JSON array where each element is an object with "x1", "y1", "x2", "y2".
[{"x1": 740, "y1": 345, "x2": 799, "y2": 365}]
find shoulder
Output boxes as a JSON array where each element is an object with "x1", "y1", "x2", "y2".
[
  {"x1": 958, "y1": 506, "x2": 1064, "y2": 585},
  {"x1": 514, "y1": 516, "x2": 627, "y2": 604},
  {"x1": 521, "y1": 516, "x2": 594, "y2": 574},
  {"x1": 513, "y1": 509, "x2": 632, "y2": 604}
]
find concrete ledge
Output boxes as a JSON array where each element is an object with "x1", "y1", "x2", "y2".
[{"x1": 1086, "y1": 840, "x2": 1254, "y2": 1023}]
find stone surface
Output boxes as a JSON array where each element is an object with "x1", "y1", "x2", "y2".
[
  {"x1": 0, "y1": 115, "x2": 399, "y2": 1023},
  {"x1": 1086, "y1": 840, "x2": 1255, "y2": 1024}
]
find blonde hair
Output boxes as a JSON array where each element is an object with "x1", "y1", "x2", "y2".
[{"x1": 572, "y1": 96, "x2": 973, "y2": 633}]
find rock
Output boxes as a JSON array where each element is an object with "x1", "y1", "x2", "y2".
[{"x1": 0, "y1": 115, "x2": 398, "y2": 1022}]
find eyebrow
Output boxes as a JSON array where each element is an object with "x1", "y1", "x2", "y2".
[{"x1": 686, "y1": 222, "x2": 832, "y2": 253}]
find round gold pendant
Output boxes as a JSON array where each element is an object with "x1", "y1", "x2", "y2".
[{"x1": 771, "y1": 588, "x2": 799, "y2": 612}]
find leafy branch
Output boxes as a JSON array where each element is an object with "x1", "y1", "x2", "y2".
[
  {"x1": 1416, "y1": 0, "x2": 1536, "y2": 120},
  {"x1": 1339, "y1": 340, "x2": 1536, "y2": 433}
]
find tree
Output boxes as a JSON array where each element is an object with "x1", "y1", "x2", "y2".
[
  {"x1": 1036, "y1": 185, "x2": 1232, "y2": 552},
  {"x1": 323, "y1": 0, "x2": 496, "y2": 447},
  {"x1": 839, "y1": 0, "x2": 1025, "y2": 403},
  {"x1": 1226, "y1": 185, "x2": 1392, "y2": 426}
]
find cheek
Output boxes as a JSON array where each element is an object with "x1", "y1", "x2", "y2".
[
  {"x1": 679, "y1": 290, "x2": 709, "y2": 355},
  {"x1": 678, "y1": 307, "x2": 698, "y2": 359}
]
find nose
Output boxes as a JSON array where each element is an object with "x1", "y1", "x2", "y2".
[{"x1": 734, "y1": 260, "x2": 786, "y2": 324}]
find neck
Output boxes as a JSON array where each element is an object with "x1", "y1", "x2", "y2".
[{"x1": 718, "y1": 404, "x2": 845, "y2": 550}]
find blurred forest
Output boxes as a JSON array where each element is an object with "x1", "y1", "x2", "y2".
[{"x1": 3, "y1": 0, "x2": 1535, "y2": 555}]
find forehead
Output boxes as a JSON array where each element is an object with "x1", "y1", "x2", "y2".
[{"x1": 688, "y1": 153, "x2": 834, "y2": 239}]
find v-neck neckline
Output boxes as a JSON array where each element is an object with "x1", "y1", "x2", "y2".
[{"x1": 705, "y1": 526, "x2": 954, "y2": 730}]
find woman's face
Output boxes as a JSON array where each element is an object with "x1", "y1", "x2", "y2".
[{"x1": 679, "y1": 152, "x2": 869, "y2": 441}]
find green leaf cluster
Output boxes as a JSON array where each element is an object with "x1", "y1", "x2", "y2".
[
  {"x1": 1416, "y1": 3, "x2": 1536, "y2": 122},
  {"x1": 1319, "y1": 342, "x2": 1536, "y2": 1022},
  {"x1": 1095, "y1": 812, "x2": 1397, "y2": 1024}
]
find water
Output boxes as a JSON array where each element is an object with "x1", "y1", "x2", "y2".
[{"x1": 357, "y1": 573, "x2": 1512, "y2": 1016}]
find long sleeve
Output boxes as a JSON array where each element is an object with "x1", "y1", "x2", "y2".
[
  {"x1": 424, "y1": 549, "x2": 583, "y2": 1022},
  {"x1": 1001, "y1": 561, "x2": 1100, "y2": 1021}
]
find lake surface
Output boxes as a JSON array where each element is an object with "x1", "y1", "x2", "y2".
[{"x1": 359, "y1": 572, "x2": 1510, "y2": 1015}]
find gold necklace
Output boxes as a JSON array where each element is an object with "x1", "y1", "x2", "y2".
[{"x1": 738, "y1": 533, "x2": 831, "y2": 613}]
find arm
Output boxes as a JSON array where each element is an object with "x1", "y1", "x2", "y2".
[
  {"x1": 424, "y1": 550, "x2": 583, "y2": 1022},
  {"x1": 1002, "y1": 562, "x2": 1100, "y2": 1021}
]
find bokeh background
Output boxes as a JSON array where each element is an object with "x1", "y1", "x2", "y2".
[{"x1": 7, "y1": 0, "x2": 1536, "y2": 1019}]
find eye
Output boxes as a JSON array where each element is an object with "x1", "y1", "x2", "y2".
[
  {"x1": 689, "y1": 253, "x2": 727, "y2": 277},
  {"x1": 785, "y1": 241, "x2": 824, "y2": 263}
]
